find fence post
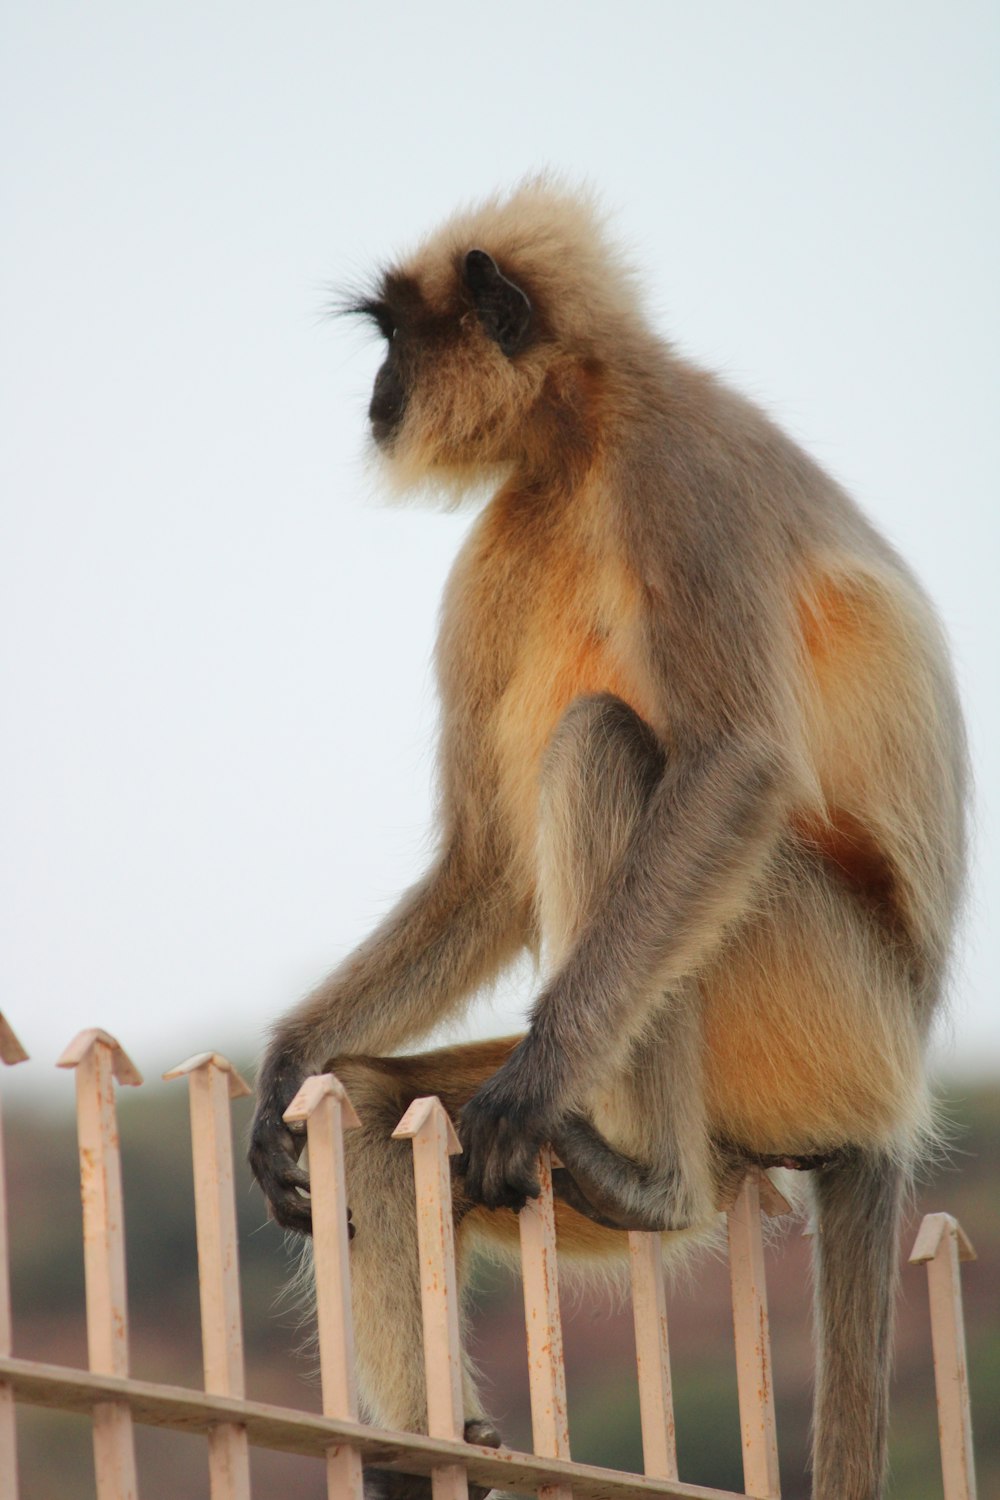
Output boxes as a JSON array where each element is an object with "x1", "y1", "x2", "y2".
[
  {"x1": 164, "y1": 1053, "x2": 253, "y2": 1500},
  {"x1": 519, "y1": 1147, "x2": 572, "y2": 1500},
  {"x1": 727, "y1": 1171, "x2": 782, "y2": 1500},
  {"x1": 57, "y1": 1028, "x2": 142, "y2": 1500},
  {"x1": 284, "y1": 1074, "x2": 364, "y2": 1500},
  {"x1": 909, "y1": 1213, "x2": 978, "y2": 1500},
  {"x1": 0, "y1": 1017, "x2": 28, "y2": 1500},
  {"x1": 393, "y1": 1096, "x2": 468, "y2": 1500},
  {"x1": 628, "y1": 1230, "x2": 677, "y2": 1481}
]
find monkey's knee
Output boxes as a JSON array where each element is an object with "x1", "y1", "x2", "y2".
[
  {"x1": 538, "y1": 695, "x2": 665, "y2": 959},
  {"x1": 540, "y1": 692, "x2": 665, "y2": 856},
  {"x1": 328, "y1": 1056, "x2": 411, "y2": 1139},
  {"x1": 329, "y1": 1053, "x2": 488, "y2": 1242},
  {"x1": 544, "y1": 692, "x2": 664, "y2": 791},
  {"x1": 322, "y1": 1058, "x2": 416, "y2": 1236}
]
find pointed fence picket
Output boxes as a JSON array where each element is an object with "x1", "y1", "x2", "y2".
[
  {"x1": 628, "y1": 1228, "x2": 677, "y2": 1483},
  {"x1": 0, "y1": 1018, "x2": 981, "y2": 1500},
  {"x1": 393, "y1": 1096, "x2": 469, "y2": 1500},
  {"x1": 57, "y1": 1029, "x2": 142, "y2": 1500},
  {"x1": 164, "y1": 1052, "x2": 253, "y2": 1500},
  {"x1": 284, "y1": 1073, "x2": 365, "y2": 1500},
  {"x1": 909, "y1": 1215, "x2": 978, "y2": 1500}
]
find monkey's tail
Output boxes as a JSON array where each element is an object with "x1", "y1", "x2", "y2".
[{"x1": 810, "y1": 1150, "x2": 908, "y2": 1500}]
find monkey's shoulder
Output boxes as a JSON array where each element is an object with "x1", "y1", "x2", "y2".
[{"x1": 794, "y1": 553, "x2": 953, "y2": 697}]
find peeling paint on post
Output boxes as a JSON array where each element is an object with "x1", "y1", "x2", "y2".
[
  {"x1": 165, "y1": 1052, "x2": 253, "y2": 1500},
  {"x1": 0, "y1": 1012, "x2": 975, "y2": 1500},
  {"x1": 628, "y1": 1231, "x2": 677, "y2": 1481},
  {"x1": 394, "y1": 1096, "x2": 468, "y2": 1500},
  {"x1": 910, "y1": 1214, "x2": 978, "y2": 1500},
  {"x1": 285, "y1": 1074, "x2": 365, "y2": 1500},
  {"x1": 58, "y1": 1028, "x2": 142, "y2": 1500},
  {"x1": 519, "y1": 1147, "x2": 572, "y2": 1500},
  {"x1": 727, "y1": 1173, "x2": 780, "y2": 1500}
]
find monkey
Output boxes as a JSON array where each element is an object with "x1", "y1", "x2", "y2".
[{"x1": 248, "y1": 181, "x2": 967, "y2": 1500}]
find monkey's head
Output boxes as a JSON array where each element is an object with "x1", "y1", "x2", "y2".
[{"x1": 347, "y1": 180, "x2": 647, "y2": 497}]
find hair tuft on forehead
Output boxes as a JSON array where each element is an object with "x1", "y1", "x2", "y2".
[{"x1": 395, "y1": 176, "x2": 646, "y2": 342}]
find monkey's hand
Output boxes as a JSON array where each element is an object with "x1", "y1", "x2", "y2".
[
  {"x1": 248, "y1": 1053, "x2": 314, "y2": 1235},
  {"x1": 458, "y1": 1050, "x2": 562, "y2": 1212}
]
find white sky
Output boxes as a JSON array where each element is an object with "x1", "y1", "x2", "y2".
[{"x1": 2, "y1": 2, "x2": 998, "y2": 1102}]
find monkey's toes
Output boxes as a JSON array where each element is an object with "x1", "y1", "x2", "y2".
[
  {"x1": 266, "y1": 1188, "x2": 313, "y2": 1236},
  {"x1": 464, "y1": 1417, "x2": 502, "y2": 1448}
]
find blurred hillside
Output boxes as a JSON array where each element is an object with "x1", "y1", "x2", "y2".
[{"x1": 3, "y1": 1073, "x2": 997, "y2": 1499}]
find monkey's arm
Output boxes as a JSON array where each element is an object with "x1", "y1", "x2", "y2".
[
  {"x1": 250, "y1": 845, "x2": 525, "y2": 1230},
  {"x1": 459, "y1": 727, "x2": 791, "y2": 1210}
]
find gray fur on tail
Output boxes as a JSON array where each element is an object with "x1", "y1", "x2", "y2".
[{"x1": 811, "y1": 1151, "x2": 907, "y2": 1500}]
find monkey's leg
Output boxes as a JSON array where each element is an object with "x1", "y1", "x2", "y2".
[
  {"x1": 696, "y1": 840, "x2": 925, "y2": 1500},
  {"x1": 459, "y1": 689, "x2": 787, "y2": 1212},
  {"x1": 332, "y1": 1037, "x2": 709, "y2": 1496},
  {"x1": 329, "y1": 1044, "x2": 514, "y2": 1500},
  {"x1": 535, "y1": 696, "x2": 716, "y2": 1231},
  {"x1": 547, "y1": 979, "x2": 716, "y2": 1232},
  {"x1": 810, "y1": 1149, "x2": 907, "y2": 1500}
]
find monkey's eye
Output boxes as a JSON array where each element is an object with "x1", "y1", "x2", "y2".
[{"x1": 354, "y1": 299, "x2": 397, "y2": 343}]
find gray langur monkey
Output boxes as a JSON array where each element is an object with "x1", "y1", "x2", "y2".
[{"x1": 248, "y1": 181, "x2": 967, "y2": 1500}]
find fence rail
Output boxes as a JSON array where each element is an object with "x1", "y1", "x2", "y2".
[{"x1": 0, "y1": 1015, "x2": 979, "y2": 1500}]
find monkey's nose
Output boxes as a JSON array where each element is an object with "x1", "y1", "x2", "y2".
[{"x1": 369, "y1": 363, "x2": 406, "y2": 443}]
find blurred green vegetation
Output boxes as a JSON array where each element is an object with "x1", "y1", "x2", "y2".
[{"x1": 3, "y1": 1074, "x2": 997, "y2": 1499}]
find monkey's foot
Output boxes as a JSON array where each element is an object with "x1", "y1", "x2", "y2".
[
  {"x1": 463, "y1": 1418, "x2": 503, "y2": 1449},
  {"x1": 551, "y1": 1116, "x2": 702, "y2": 1232},
  {"x1": 363, "y1": 1420, "x2": 502, "y2": 1500}
]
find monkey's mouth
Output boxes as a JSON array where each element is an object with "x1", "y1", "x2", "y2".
[
  {"x1": 368, "y1": 363, "x2": 407, "y2": 446},
  {"x1": 369, "y1": 413, "x2": 400, "y2": 448}
]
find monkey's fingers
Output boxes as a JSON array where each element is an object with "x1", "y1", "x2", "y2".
[
  {"x1": 484, "y1": 1168, "x2": 541, "y2": 1213},
  {"x1": 276, "y1": 1162, "x2": 311, "y2": 1191},
  {"x1": 265, "y1": 1181, "x2": 313, "y2": 1235},
  {"x1": 461, "y1": 1118, "x2": 542, "y2": 1211},
  {"x1": 266, "y1": 1165, "x2": 313, "y2": 1234},
  {"x1": 493, "y1": 1139, "x2": 543, "y2": 1211},
  {"x1": 249, "y1": 1123, "x2": 314, "y2": 1235}
]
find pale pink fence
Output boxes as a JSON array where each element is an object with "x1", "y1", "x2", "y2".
[{"x1": 0, "y1": 1014, "x2": 980, "y2": 1500}]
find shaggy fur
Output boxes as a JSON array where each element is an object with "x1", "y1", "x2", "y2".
[{"x1": 250, "y1": 180, "x2": 967, "y2": 1500}]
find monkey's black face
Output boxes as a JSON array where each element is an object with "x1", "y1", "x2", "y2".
[
  {"x1": 350, "y1": 253, "x2": 534, "y2": 456},
  {"x1": 345, "y1": 279, "x2": 412, "y2": 448},
  {"x1": 369, "y1": 354, "x2": 407, "y2": 446}
]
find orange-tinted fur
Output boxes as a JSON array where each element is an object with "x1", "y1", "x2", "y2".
[
  {"x1": 251, "y1": 182, "x2": 967, "y2": 1500},
  {"x1": 450, "y1": 500, "x2": 937, "y2": 1155},
  {"x1": 696, "y1": 569, "x2": 932, "y2": 1152},
  {"x1": 479, "y1": 492, "x2": 654, "y2": 884}
]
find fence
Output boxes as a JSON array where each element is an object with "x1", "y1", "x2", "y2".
[{"x1": 0, "y1": 1014, "x2": 979, "y2": 1500}]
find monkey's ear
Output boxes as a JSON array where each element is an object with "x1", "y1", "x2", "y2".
[{"x1": 464, "y1": 249, "x2": 532, "y2": 357}]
